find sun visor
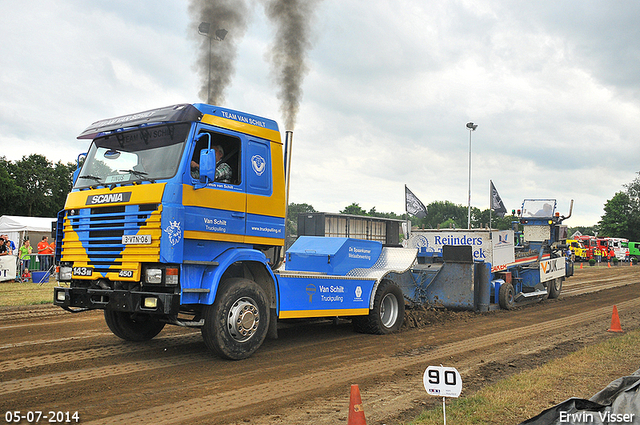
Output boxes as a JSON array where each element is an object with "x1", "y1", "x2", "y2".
[{"x1": 77, "y1": 104, "x2": 203, "y2": 139}]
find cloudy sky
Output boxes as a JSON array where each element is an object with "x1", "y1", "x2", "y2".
[{"x1": 2, "y1": 0, "x2": 639, "y2": 226}]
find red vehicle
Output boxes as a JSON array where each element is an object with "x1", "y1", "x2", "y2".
[
  {"x1": 575, "y1": 236, "x2": 597, "y2": 260},
  {"x1": 596, "y1": 238, "x2": 614, "y2": 260},
  {"x1": 575, "y1": 236, "x2": 614, "y2": 261}
]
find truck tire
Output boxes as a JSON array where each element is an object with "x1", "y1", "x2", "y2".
[
  {"x1": 352, "y1": 281, "x2": 404, "y2": 335},
  {"x1": 548, "y1": 278, "x2": 563, "y2": 299},
  {"x1": 104, "y1": 310, "x2": 165, "y2": 341},
  {"x1": 201, "y1": 278, "x2": 269, "y2": 360},
  {"x1": 498, "y1": 282, "x2": 515, "y2": 310}
]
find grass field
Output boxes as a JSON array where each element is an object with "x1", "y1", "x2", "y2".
[
  {"x1": 0, "y1": 276, "x2": 59, "y2": 306},
  {"x1": 410, "y1": 329, "x2": 640, "y2": 424}
]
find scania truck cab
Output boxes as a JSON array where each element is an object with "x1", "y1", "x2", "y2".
[{"x1": 54, "y1": 104, "x2": 290, "y2": 358}]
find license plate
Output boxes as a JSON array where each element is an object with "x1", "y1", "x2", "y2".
[
  {"x1": 122, "y1": 235, "x2": 152, "y2": 245},
  {"x1": 73, "y1": 267, "x2": 93, "y2": 277},
  {"x1": 105, "y1": 174, "x2": 130, "y2": 184}
]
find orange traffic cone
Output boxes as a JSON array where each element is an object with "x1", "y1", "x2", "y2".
[
  {"x1": 580, "y1": 262, "x2": 583, "y2": 269},
  {"x1": 348, "y1": 384, "x2": 367, "y2": 425},
  {"x1": 608, "y1": 261, "x2": 611, "y2": 268},
  {"x1": 607, "y1": 305, "x2": 623, "y2": 333}
]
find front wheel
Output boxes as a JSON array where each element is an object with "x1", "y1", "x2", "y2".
[
  {"x1": 547, "y1": 278, "x2": 563, "y2": 299},
  {"x1": 353, "y1": 281, "x2": 404, "y2": 334},
  {"x1": 201, "y1": 278, "x2": 269, "y2": 360},
  {"x1": 498, "y1": 282, "x2": 515, "y2": 310},
  {"x1": 104, "y1": 310, "x2": 165, "y2": 341}
]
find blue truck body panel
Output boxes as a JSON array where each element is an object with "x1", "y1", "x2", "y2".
[{"x1": 284, "y1": 236, "x2": 383, "y2": 275}]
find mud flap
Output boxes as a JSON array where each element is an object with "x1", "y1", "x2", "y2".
[{"x1": 267, "y1": 308, "x2": 278, "y2": 339}]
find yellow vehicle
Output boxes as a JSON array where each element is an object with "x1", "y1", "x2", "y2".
[{"x1": 566, "y1": 239, "x2": 587, "y2": 261}]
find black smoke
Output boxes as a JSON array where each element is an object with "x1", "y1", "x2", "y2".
[
  {"x1": 188, "y1": 0, "x2": 249, "y2": 105},
  {"x1": 189, "y1": 0, "x2": 319, "y2": 131},
  {"x1": 264, "y1": 0, "x2": 319, "y2": 130}
]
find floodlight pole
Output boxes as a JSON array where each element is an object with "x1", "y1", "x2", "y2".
[
  {"x1": 207, "y1": 36, "x2": 212, "y2": 103},
  {"x1": 466, "y1": 122, "x2": 478, "y2": 229},
  {"x1": 198, "y1": 23, "x2": 227, "y2": 104}
]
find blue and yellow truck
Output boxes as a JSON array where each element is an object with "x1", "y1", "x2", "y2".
[
  {"x1": 53, "y1": 104, "x2": 416, "y2": 359},
  {"x1": 53, "y1": 103, "x2": 573, "y2": 359}
]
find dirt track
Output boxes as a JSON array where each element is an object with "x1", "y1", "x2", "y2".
[{"x1": 1, "y1": 265, "x2": 640, "y2": 425}]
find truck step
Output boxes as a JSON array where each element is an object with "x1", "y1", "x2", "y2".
[
  {"x1": 182, "y1": 288, "x2": 211, "y2": 293},
  {"x1": 172, "y1": 318, "x2": 205, "y2": 327},
  {"x1": 515, "y1": 289, "x2": 547, "y2": 301}
]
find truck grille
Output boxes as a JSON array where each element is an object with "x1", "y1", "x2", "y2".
[{"x1": 63, "y1": 203, "x2": 162, "y2": 277}]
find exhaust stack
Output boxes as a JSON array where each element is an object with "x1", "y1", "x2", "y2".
[
  {"x1": 275, "y1": 130, "x2": 294, "y2": 269},
  {"x1": 284, "y1": 130, "x2": 293, "y2": 212},
  {"x1": 560, "y1": 199, "x2": 574, "y2": 222}
]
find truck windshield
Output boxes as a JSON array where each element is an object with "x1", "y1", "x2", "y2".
[
  {"x1": 74, "y1": 123, "x2": 190, "y2": 188},
  {"x1": 521, "y1": 200, "x2": 556, "y2": 218}
]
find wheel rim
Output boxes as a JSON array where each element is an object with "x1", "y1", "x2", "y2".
[
  {"x1": 227, "y1": 297, "x2": 260, "y2": 342},
  {"x1": 380, "y1": 293, "x2": 399, "y2": 328}
]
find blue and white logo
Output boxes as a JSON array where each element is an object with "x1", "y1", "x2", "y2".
[
  {"x1": 164, "y1": 220, "x2": 182, "y2": 246},
  {"x1": 355, "y1": 286, "x2": 363, "y2": 298},
  {"x1": 414, "y1": 235, "x2": 429, "y2": 249},
  {"x1": 251, "y1": 154, "x2": 266, "y2": 176}
]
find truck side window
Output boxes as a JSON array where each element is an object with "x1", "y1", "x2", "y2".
[{"x1": 191, "y1": 131, "x2": 241, "y2": 185}]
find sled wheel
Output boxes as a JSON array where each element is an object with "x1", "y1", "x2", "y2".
[
  {"x1": 498, "y1": 282, "x2": 515, "y2": 310},
  {"x1": 548, "y1": 278, "x2": 563, "y2": 299},
  {"x1": 353, "y1": 281, "x2": 404, "y2": 334}
]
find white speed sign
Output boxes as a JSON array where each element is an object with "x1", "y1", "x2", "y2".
[{"x1": 423, "y1": 366, "x2": 462, "y2": 398}]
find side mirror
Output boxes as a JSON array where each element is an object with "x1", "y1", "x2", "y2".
[
  {"x1": 195, "y1": 149, "x2": 216, "y2": 189},
  {"x1": 72, "y1": 153, "x2": 87, "y2": 186},
  {"x1": 72, "y1": 168, "x2": 81, "y2": 186}
]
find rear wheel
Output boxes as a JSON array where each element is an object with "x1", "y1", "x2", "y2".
[
  {"x1": 498, "y1": 282, "x2": 515, "y2": 310},
  {"x1": 548, "y1": 278, "x2": 563, "y2": 299},
  {"x1": 201, "y1": 278, "x2": 269, "y2": 360},
  {"x1": 353, "y1": 281, "x2": 404, "y2": 334},
  {"x1": 104, "y1": 310, "x2": 165, "y2": 341}
]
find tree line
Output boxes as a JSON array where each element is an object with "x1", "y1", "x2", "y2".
[
  {"x1": 0, "y1": 155, "x2": 75, "y2": 218},
  {"x1": 287, "y1": 200, "x2": 518, "y2": 237},
  {"x1": 598, "y1": 172, "x2": 640, "y2": 241},
  {"x1": 289, "y1": 190, "x2": 640, "y2": 240},
  {"x1": 0, "y1": 153, "x2": 636, "y2": 242}
]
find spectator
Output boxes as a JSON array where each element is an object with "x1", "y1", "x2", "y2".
[
  {"x1": 2, "y1": 234, "x2": 15, "y2": 251},
  {"x1": 19, "y1": 239, "x2": 33, "y2": 277},
  {"x1": 21, "y1": 268, "x2": 31, "y2": 281},
  {"x1": 0, "y1": 237, "x2": 7, "y2": 256},
  {"x1": 37, "y1": 236, "x2": 53, "y2": 270}
]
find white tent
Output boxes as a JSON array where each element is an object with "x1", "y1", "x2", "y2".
[
  {"x1": 0, "y1": 216, "x2": 56, "y2": 281},
  {"x1": 0, "y1": 215, "x2": 56, "y2": 246}
]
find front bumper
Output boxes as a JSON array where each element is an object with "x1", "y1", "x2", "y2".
[{"x1": 53, "y1": 286, "x2": 180, "y2": 315}]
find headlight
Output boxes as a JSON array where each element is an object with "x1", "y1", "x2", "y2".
[
  {"x1": 55, "y1": 290, "x2": 67, "y2": 302},
  {"x1": 145, "y1": 268, "x2": 162, "y2": 284},
  {"x1": 58, "y1": 266, "x2": 72, "y2": 281},
  {"x1": 143, "y1": 297, "x2": 158, "y2": 309}
]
